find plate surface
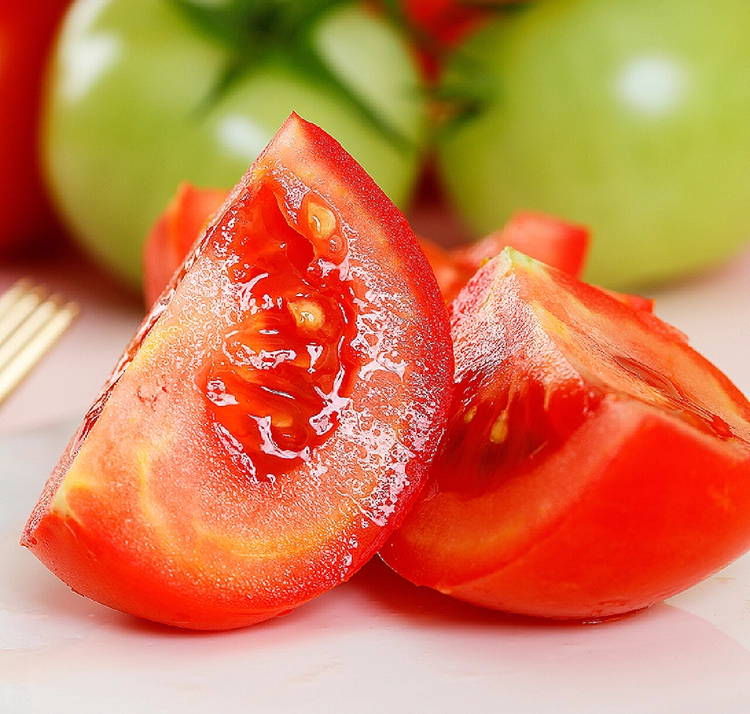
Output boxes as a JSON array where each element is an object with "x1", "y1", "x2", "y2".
[{"x1": 2, "y1": 250, "x2": 750, "y2": 713}]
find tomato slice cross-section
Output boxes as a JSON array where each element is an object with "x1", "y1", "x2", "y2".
[
  {"x1": 22, "y1": 114, "x2": 453, "y2": 630},
  {"x1": 381, "y1": 247, "x2": 750, "y2": 620}
]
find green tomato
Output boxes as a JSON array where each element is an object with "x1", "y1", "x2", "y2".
[
  {"x1": 44, "y1": 0, "x2": 426, "y2": 288},
  {"x1": 437, "y1": 0, "x2": 750, "y2": 289}
]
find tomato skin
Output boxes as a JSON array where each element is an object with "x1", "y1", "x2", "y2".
[
  {"x1": 467, "y1": 211, "x2": 589, "y2": 279},
  {"x1": 23, "y1": 114, "x2": 453, "y2": 630},
  {"x1": 144, "y1": 186, "x2": 592, "y2": 307},
  {"x1": 0, "y1": 1, "x2": 69, "y2": 254},
  {"x1": 143, "y1": 183, "x2": 228, "y2": 307},
  {"x1": 456, "y1": 404, "x2": 750, "y2": 619},
  {"x1": 399, "y1": 0, "x2": 487, "y2": 47},
  {"x1": 421, "y1": 210, "x2": 591, "y2": 303},
  {"x1": 437, "y1": 0, "x2": 750, "y2": 289},
  {"x1": 394, "y1": 0, "x2": 491, "y2": 79},
  {"x1": 381, "y1": 248, "x2": 750, "y2": 620}
]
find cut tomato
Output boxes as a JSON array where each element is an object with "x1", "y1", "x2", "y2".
[
  {"x1": 143, "y1": 183, "x2": 228, "y2": 307},
  {"x1": 381, "y1": 248, "x2": 750, "y2": 620},
  {"x1": 419, "y1": 210, "x2": 591, "y2": 303},
  {"x1": 23, "y1": 114, "x2": 453, "y2": 630}
]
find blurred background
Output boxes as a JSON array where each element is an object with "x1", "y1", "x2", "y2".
[
  {"x1": 4, "y1": 0, "x2": 750, "y2": 295},
  {"x1": 1, "y1": 0, "x2": 750, "y2": 426}
]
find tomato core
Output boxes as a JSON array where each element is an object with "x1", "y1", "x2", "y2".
[
  {"x1": 201, "y1": 185, "x2": 358, "y2": 482},
  {"x1": 438, "y1": 367, "x2": 603, "y2": 497}
]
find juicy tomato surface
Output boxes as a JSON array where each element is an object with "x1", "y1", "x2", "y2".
[
  {"x1": 0, "y1": 0, "x2": 69, "y2": 254},
  {"x1": 23, "y1": 114, "x2": 453, "y2": 631},
  {"x1": 381, "y1": 247, "x2": 750, "y2": 620}
]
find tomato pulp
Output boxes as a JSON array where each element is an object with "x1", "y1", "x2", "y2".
[
  {"x1": 381, "y1": 248, "x2": 750, "y2": 620},
  {"x1": 23, "y1": 114, "x2": 453, "y2": 630}
]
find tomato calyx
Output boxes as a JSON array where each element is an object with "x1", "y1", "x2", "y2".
[
  {"x1": 168, "y1": 0, "x2": 347, "y2": 52},
  {"x1": 200, "y1": 183, "x2": 358, "y2": 483},
  {"x1": 170, "y1": 0, "x2": 414, "y2": 150}
]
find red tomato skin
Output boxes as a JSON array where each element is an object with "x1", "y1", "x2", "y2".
[
  {"x1": 381, "y1": 248, "x2": 750, "y2": 620},
  {"x1": 396, "y1": 0, "x2": 492, "y2": 80},
  {"x1": 143, "y1": 183, "x2": 227, "y2": 307},
  {"x1": 599, "y1": 287, "x2": 655, "y2": 313},
  {"x1": 0, "y1": 1, "x2": 68, "y2": 253},
  {"x1": 401, "y1": 0, "x2": 486, "y2": 46},
  {"x1": 458, "y1": 211, "x2": 590, "y2": 279},
  {"x1": 23, "y1": 114, "x2": 453, "y2": 630},
  {"x1": 420, "y1": 210, "x2": 591, "y2": 303},
  {"x1": 143, "y1": 185, "x2": 593, "y2": 308},
  {"x1": 430, "y1": 402, "x2": 750, "y2": 620}
]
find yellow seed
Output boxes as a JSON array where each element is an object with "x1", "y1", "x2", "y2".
[
  {"x1": 490, "y1": 413, "x2": 509, "y2": 444},
  {"x1": 271, "y1": 412, "x2": 294, "y2": 428},
  {"x1": 464, "y1": 405, "x2": 477, "y2": 424},
  {"x1": 288, "y1": 298, "x2": 324, "y2": 330},
  {"x1": 307, "y1": 199, "x2": 336, "y2": 241}
]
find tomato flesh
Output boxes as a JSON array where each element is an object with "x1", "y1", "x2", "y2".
[
  {"x1": 381, "y1": 248, "x2": 750, "y2": 620},
  {"x1": 201, "y1": 185, "x2": 358, "y2": 480},
  {"x1": 23, "y1": 114, "x2": 453, "y2": 630}
]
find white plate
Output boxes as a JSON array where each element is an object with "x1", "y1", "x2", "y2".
[{"x1": 2, "y1": 250, "x2": 750, "y2": 713}]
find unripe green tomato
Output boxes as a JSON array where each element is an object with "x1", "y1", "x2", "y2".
[
  {"x1": 437, "y1": 0, "x2": 750, "y2": 289},
  {"x1": 43, "y1": 0, "x2": 426, "y2": 288}
]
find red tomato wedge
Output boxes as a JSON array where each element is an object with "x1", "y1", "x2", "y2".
[
  {"x1": 22, "y1": 114, "x2": 453, "y2": 631},
  {"x1": 381, "y1": 248, "x2": 750, "y2": 621},
  {"x1": 143, "y1": 182, "x2": 227, "y2": 307},
  {"x1": 419, "y1": 210, "x2": 591, "y2": 303}
]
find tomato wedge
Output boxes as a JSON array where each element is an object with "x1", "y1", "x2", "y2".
[
  {"x1": 419, "y1": 210, "x2": 590, "y2": 303},
  {"x1": 22, "y1": 114, "x2": 453, "y2": 630},
  {"x1": 143, "y1": 182, "x2": 227, "y2": 307},
  {"x1": 381, "y1": 248, "x2": 750, "y2": 621}
]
